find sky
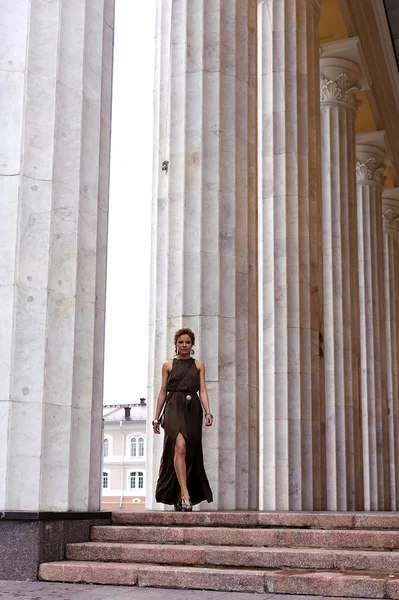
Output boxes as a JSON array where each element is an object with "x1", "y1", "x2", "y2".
[{"x1": 103, "y1": 1, "x2": 156, "y2": 405}]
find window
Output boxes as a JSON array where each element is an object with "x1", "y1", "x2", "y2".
[
  {"x1": 130, "y1": 471, "x2": 144, "y2": 490},
  {"x1": 138, "y1": 437, "x2": 145, "y2": 457},
  {"x1": 130, "y1": 472, "x2": 135, "y2": 488},
  {"x1": 103, "y1": 471, "x2": 109, "y2": 489},
  {"x1": 130, "y1": 437, "x2": 137, "y2": 457},
  {"x1": 128, "y1": 435, "x2": 145, "y2": 458},
  {"x1": 103, "y1": 438, "x2": 109, "y2": 458}
]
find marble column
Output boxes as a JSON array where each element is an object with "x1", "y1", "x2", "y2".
[
  {"x1": 382, "y1": 188, "x2": 399, "y2": 510},
  {"x1": 0, "y1": 0, "x2": 114, "y2": 510},
  {"x1": 147, "y1": 0, "x2": 258, "y2": 510},
  {"x1": 319, "y1": 54, "x2": 363, "y2": 510},
  {"x1": 356, "y1": 133, "x2": 390, "y2": 510},
  {"x1": 258, "y1": 0, "x2": 324, "y2": 510}
]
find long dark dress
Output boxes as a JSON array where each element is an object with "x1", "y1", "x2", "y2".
[{"x1": 155, "y1": 357, "x2": 213, "y2": 506}]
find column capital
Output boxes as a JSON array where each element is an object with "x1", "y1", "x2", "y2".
[
  {"x1": 356, "y1": 131, "x2": 391, "y2": 186},
  {"x1": 382, "y1": 188, "x2": 399, "y2": 235},
  {"x1": 319, "y1": 38, "x2": 366, "y2": 112},
  {"x1": 320, "y1": 37, "x2": 371, "y2": 90},
  {"x1": 356, "y1": 157, "x2": 387, "y2": 186},
  {"x1": 320, "y1": 70, "x2": 361, "y2": 111}
]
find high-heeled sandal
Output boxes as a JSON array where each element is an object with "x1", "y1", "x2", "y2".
[
  {"x1": 174, "y1": 499, "x2": 182, "y2": 512},
  {"x1": 181, "y1": 498, "x2": 192, "y2": 512}
]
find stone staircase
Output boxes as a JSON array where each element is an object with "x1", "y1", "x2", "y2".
[{"x1": 39, "y1": 511, "x2": 399, "y2": 597}]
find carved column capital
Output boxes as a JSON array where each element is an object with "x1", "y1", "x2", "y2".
[
  {"x1": 356, "y1": 157, "x2": 387, "y2": 186},
  {"x1": 382, "y1": 190, "x2": 399, "y2": 235},
  {"x1": 320, "y1": 73, "x2": 361, "y2": 110},
  {"x1": 356, "y1": 133, "x2": 389, "y2": 188},
  {"x1": 382, "y1": 208, "x2": 399, "y2": 234}
]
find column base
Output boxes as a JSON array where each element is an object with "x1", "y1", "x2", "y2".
[{"x1": 0, "y1": 511, "x2": 111, "y2": 580}]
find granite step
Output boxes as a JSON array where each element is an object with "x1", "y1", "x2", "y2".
[
  {"x1": 112, "y1": 511, "x2": 399, "y2": 530},
  {"x1": 66, "y1": 541, "x2": 399, "y2": 572},
  {"x1": 91, "y1": 525, "x2": 399, "y2": 549},
  {"x1": 38, "y1": 560, "x2": 399, "y2": 598}
]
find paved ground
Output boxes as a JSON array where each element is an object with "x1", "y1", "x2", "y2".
[{"x1": 0, "y1": 582, "x2": 380, "y2": 600}]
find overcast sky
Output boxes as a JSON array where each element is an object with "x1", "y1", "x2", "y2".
[{"x1": 103, "y1": 1, "x2": 156, "y2": 404}]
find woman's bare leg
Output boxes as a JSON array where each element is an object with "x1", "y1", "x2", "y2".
[{"x1": 174, "y1": 433, "x2": 189, "y2": 499}]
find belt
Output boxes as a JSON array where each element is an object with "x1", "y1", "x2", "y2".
[{"x1": 166, "y1": 390, "x2": 198, "y2": 395}]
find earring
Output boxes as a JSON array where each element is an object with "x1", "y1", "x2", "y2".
[
  {"x1": 190, "y1": 348, "x2": 195, "y2": 356},
  {"x1": 174, "y1": 346, "x2": 178, "y2": 355}
]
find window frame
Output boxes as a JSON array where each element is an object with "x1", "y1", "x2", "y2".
[
  {"x1": 102, "y1": 470, "x2": 110, "y2": 489},
  {"x1": 127, "y1": 434, "x2": 146, "y2": 459},
  {"x1": 130, "y1": 437, "x2": 137, "y2": 457},
  {"x1": 103, "y1": 437, "x2": 109, "y2": 458},
  {"x1": 128, "y1": 469, "x2": 145, "y2": 491},
  {"x1": 103, "y1": 435, "x2": 112, "y2": 459},
  {"x1": 138, "y1": 436, "x2": 145, "y2": 457}
]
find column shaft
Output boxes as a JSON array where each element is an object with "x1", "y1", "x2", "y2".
[
  {"x1": 258, "y1": 0, "x2": 324, "y2": 510},
  {"x1": 0, "y1": 0, "x2": 114, "y2": 510},
  {"x1": 382, "y1": 190, "x2": 399, "y2": 509},
  {"x1": 148, "y1": 0, "x2": 259, "y2": 510},
  {"x1": 356, "y1": 139, "x2": 390, "y2": 510},
  {"x1": 320, "y1": 61, "x2": 363, "y2": 510}
]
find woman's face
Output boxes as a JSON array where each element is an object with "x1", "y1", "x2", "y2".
[{"x1": 176, "y1": 334, "x2": 193, "y2": 356}]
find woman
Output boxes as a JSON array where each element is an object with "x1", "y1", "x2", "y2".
[{"x1": 152, "y1": 328, "x2": 213, "y2": 511}]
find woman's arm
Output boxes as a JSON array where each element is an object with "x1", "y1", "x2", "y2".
[
  {"x1": 152, "y1": 360, "x2": 171, "y2": 434},
  {"x1": 196, "y1": 360, "x2": 213, "y2": 427}
]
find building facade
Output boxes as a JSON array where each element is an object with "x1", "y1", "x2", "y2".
[
  {"x1": 101, "y1": 402, "x2": 147, "y2": 511},
  {"x1": 147, "y1": 0, "x2": 399, "y2": 512},
  {"x1": 2, "y1": 0, "x2": 399, "y2": 521}
]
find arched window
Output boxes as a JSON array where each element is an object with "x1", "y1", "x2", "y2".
[
  {"x1": 129, "y1": 471, "x2": 144, "y2": 490},
  {"x1": 102, "y1": 471, "x2": 109, "y2": 489},
  {"x1": 103, "y1": 438, "x2": 109, "y2": 458},
  {"x1": 130, "y1": 437, "x2": 137, "y2": 457},
  {"x1": 127, "y1": 435, "x2": 145, "y2": 458},
  {"x1": 138, "y1": 437, "x2": 145, "y2": 457}
]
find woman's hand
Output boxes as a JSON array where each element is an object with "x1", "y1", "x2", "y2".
[
  {"x1": 205, "y1": 413, "x2": 213, "y2": 427},
  {"x1": 152, "y1": 420, "x2": 161, "y2": 434}
]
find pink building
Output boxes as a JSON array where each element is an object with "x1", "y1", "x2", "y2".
[{"x1": 101, "y1": 401, "x2": 147, "y2": 511}]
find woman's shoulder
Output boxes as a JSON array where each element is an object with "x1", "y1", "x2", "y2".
[
  {"x1": 162, "y1": 359, "x2": 174, "y2": 371},
  {"x1": 194, "y1": 358, "x2": 205, "y2": 369}
]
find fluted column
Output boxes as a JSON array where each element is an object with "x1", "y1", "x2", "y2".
[
  {"x1": 147, "y1": 0, "x2": 258, "y2": 510},
  {"x1": 0, "y1": 1, "x2": 114, "y2": 510},
  {"x1": 319, "y1": 54, "x2": 363, "y2": 510},
  {"x1": 356, "y1": 133, "x2": 390, "y2": 510},
  {"x1": 258, "y1": 0, "x2": 324, "y2": 510},
  {"x1": 382, "y1": 189, "x2": 399, "y2": 509}
]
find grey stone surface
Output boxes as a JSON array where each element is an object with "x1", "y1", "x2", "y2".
[
  {"x1": 0, "y1": 583, "x2": 381, "y2": 600},
  {"x1": 0, "y1": 522, "x2": 40, "y2": 580},
  {"x1": 40, "y1": 520, "x2": 111, "y2": 564},
  {"x1": 0, "y1": 517, "x2": 110, "y2": 581}
]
